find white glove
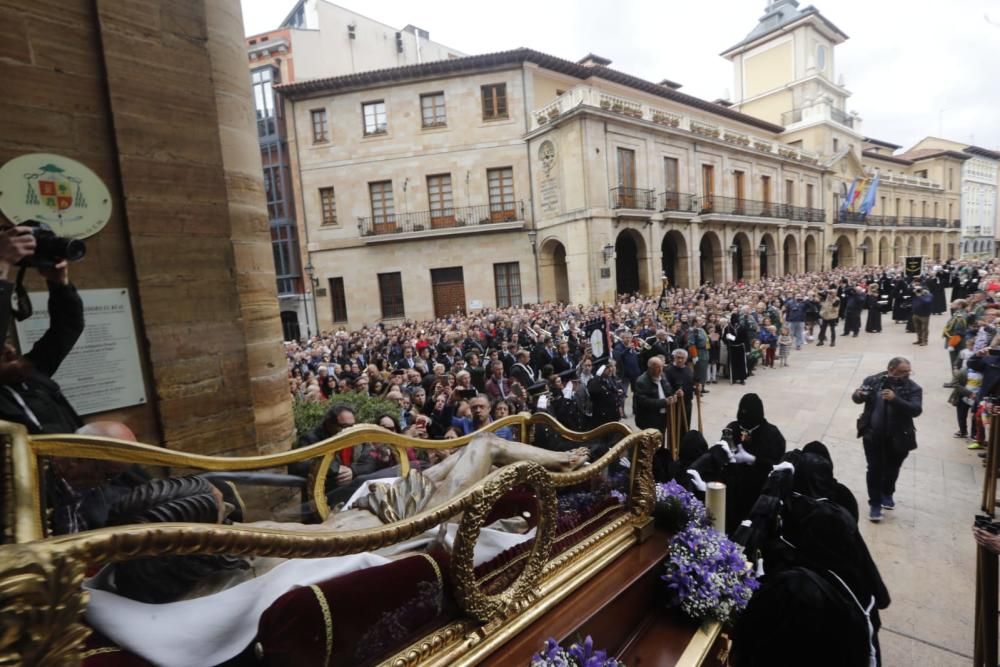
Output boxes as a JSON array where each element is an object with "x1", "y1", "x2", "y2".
[
  {"x1": 733, "y1": 444, "x2": 757, "y2": 465},
  {"x1": 687, "y1": 469, "x2": 708, "y2": 492},
  {"x1": 692, "y1": 357, "x2": 699, "y2": 364},
  {"x1": 713, "y1": 441, "x2": 736, "y2": 463},
  {"x1": 772, "y1": 461, "x2": 795, "y2": 475}
]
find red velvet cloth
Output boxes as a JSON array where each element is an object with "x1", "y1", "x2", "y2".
[
  {"x1": 483, "y1": 485, "x2": 539, "y2": 528},
  {"x1": 256, "y1": 549, "x2": 451, "y2": 666}
]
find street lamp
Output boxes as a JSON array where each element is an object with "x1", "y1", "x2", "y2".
[
  {"x1": 728, "y1": 243, "x2": 739, "y2": 256},
  {"x1": 527, "y1": 230, "x2": 538, "y2": 254},
  {"x1": 602, "y1": 243, "x2": 616, "y2": 264},
  {"x1": 757, "y1": 242, "x2": 767, "y2": 254},
  {"x1": 304, "y1": 262, "x2": 317, "y2": 338}
]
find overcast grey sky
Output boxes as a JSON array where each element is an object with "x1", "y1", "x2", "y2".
[{"x1": 241, "y1": 0, "x2": 1000, "y2": 151}]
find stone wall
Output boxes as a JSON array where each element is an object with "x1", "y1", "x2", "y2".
[{"x1": 0, "y1": 0, "x2": 293, "y2": 455}]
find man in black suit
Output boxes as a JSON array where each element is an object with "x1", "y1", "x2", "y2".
[
  {"x1": 510, "y1": 349, "x2": 536, "y2": 389},
  {"x1": 851, "y1": 357, "x2": 922, "y2": 523},
  {"x1": 395, "y1": 345, "x2": 417, "y2": 370},
  {"x1": 552, "y1": 341, "x2": 575, "y2": 374}
]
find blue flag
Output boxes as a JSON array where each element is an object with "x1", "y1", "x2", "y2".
[{"x1": 859, "y1": 172, "x2": 880, "y2": 218}]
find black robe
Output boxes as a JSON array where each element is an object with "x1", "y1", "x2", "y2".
[
  {"x1": 891, "y1": 281, "x2": 912, "y2": 323},
  {"x1": 723, "y1": 393, "x2": 786, "y2": 533},
  {"x1": 865, "y1": 294, "x2": 882, "y2": 333},
  {"x1": 931, "y1": 271, "x2": 948, "y2": 314},
  {"x1": 724, "y1": 322, "x2": 748, "y2": 383}
]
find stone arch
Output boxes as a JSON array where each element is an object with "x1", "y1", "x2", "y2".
[
  {"x1": 861, "y1": 234, "x2": 876, "y2": 266},
  {"x1": 783, "y1": 233, "x2": 799, "y2": 275},
  {"x1": 731, "y1": 231, "x2": 753, "y2": 282},
  {"x1": 832, "y1": 234, "x2": 853, "y2": 269},
  {"x1": 699, "y1": 231, "x2": 723, "y2": 285},
  {"x1": 906, "y1": 236, "x2": 917, "y2": 257},
  {"x1": 661, "y1": 229, "x2": 690, "y2": 289},
  {"x1": 878, "y1": 236, "x2": 891, "y2": 265},
  {"x1": 539, "y1": 238, "x2": 570, "y2": 303},
  {"x1": 615, "y1": 228, "x2": 649, "y2": 296},
  {"x1": 920, "y1": 235, "x2": 930, "y2": 257},
  {"x1": 804, "y1": 234, "x2": 818, "y2": 273},
  {"x1": 759, "y1": 232, "x2": 778, "y2": 278}
]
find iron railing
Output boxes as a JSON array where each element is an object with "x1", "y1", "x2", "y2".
[
  {"x1": 659, "y1": 191, "x2": 698, "y2": 213},
  {"x1": 358, "y1": 201, "x2": 525, "y2": 236},
  {"x1": 610, "y1": 186, "x2": 657, "y2": 211},
  {"x1": 787, "y1": 205, "x2": 826, "y2": 223},
  {"x1": 836, "y1": 212, "x2": 953, "y2": 229},
  {"x1": 698, "y1": 195, "x2": 786, "y2": 218}
]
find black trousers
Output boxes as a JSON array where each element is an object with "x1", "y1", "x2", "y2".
[
  {"x1": 843, "y1": 313, "x2": 862, "y2": 336},
  {"x1": 818, "y1": 318, "x2": 837, "y2": 344},
  {"x1": 862, "y1": 435, "x2": 908, "y2": 508}
]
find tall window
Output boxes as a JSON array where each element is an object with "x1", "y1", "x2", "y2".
[
  {"x1": 363, "y1": 101, "x2": 387, "y2": 135},
  {"x1": 487, "y1": 167, "x2": 515, "y2": 220},
  {"x1": 895, "y1": 197, "x2": 901, "y2": 219},
  {"x1": 734, "y1": 171, "x2": 745, "y2": 204},
  {"x1": 785, "y1": 179, "x2": 795, "y2": 206},
  {"x1": 481, "y1": 84, "x2": 508, "y2": 120},
  {"x1": 933, "y1": 202, "x2": 939, "y2": 219},
  {"x1": 880, "y1": 196, "x2": 886, "y2": 215},
  {"x1": 319, "y1": 187, "x2": 337, "y2": 226},
  {"x1": 806, "y1": 183, "x2": 814, "y2": 209},
  {"x1": 494, "y1": 262, "x2": 522, "y2": 308},
  {"x1": 702, "y1": 165, "x2": 715, "y2": 211},
  {"x1": 263, "y1": 164, "x2": 285, "y2": 219},
  {"x1": 427, "y1": 174, "x2": 454, "y2": 227},
  {"x1": 311, "y1": 108, "x2": 328, "y2": 142},
  {"x1": 949, "y1": 168, "x2": 954, "y2": 190},
  {"x1": 420, "y1": 92, "x2": 446, "y2": 127},
  {"x1": 921, "y1": 201, "x2": 927, "y2": 218},
  {"x1": 251, "y1": 67, "x2": 277, "y2": 138},
  {"x1": 663, "y1": 157, "x2": 679, "y2": 209},
  {"x1": 378, "y1": 272, "x2": 405, "y2": 319},
  {"x1": 369, "y1": 181, "x2": 395, "y2": 227},
  {"x1": 761, "y1": 175, "x2": 771, "y2": 205},
  {"x1": 616, "y1": 148, "x2": 637, "y2": 207},
  {"x1": 271, "y1": 224, "x2": 299, "y2": 296},
  {"x1": 329, "y1": 277, "x2": 347, "y2": 322},
  {"x1": 664, "y1": 157, "x2": 679, "y2": 193}
]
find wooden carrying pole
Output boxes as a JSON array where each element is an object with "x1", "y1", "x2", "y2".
[
  {"x1": 695, "y1": 387, "x2": 704, "y2": 434},
  {"x1": 982, "y1": 413, "x2": 1000, "y2": 516}
]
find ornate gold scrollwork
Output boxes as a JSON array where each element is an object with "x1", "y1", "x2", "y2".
[
  {"x1": 628, "y1": 430, "x2": 660, "y2": 521},
  {"x1": 0, "y1": 544, "x2": 90, "y2": 666},
  {"x1": 450, "y1": 461, "x2": 557, "y2": 623}
]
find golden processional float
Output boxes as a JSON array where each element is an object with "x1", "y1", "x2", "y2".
[{"x1": 0, "y1": 413, "x2": 727, "y2": 666}]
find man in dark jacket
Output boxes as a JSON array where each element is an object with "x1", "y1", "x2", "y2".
[
  {"x1": 910, "y1": 286, "x2": 934, "y2": 346},
  {"x1": 613, "y1": 331, "x2": 642, "y2": 393},
  {"x1": 632, "y1": 356, "x2": 677, "y2": 434},
  {"x1": 851, "y1": 357, "x2": 922, "y2": 522}
]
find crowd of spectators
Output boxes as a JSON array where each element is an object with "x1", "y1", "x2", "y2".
[{"x1": 285, "y1": 259, "x2": 998, "y2": 446}]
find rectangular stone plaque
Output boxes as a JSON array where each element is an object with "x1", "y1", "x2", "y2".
[{"x1": 15, "y1": 288, "x2": 148, "y2": 416}]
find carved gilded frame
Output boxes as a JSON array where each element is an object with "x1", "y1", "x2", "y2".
[{"x1": 0, "y1": 416, "x2": 658, "y2": 666}]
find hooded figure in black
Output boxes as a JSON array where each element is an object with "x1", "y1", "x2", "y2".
[
  {"x1": 800, "y1": 441, "x2": 859, "y2": 521},
  {"x1": 723, "y1": 393, "x2": 786, "y2": 532}
]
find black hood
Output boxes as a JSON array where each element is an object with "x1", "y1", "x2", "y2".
[
  {"x1": 737, "y1": 392, "x2": 765, "y2": 428},
  {"x1": 679, "y1": 430, "x2": 709, "y2": 467},
  {"x1": 802, "y1": 440, "x2": 832, "y2": 465}
]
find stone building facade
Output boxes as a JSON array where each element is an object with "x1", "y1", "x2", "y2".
[
  {"x1": 281, "y1": 1, "x2": 963, "y2": 330},
  {"x1": 246, "y1": 0, "x2": 461, "y2": 339}
]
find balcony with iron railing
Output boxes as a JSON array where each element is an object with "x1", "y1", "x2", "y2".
[
  {"x1": 529, "y1": 84, "x2": 821, "y2": 165},
  {"x1": 610, "y1": 187, "x2": 657, "y2": 211},
  {"x1": 698, "y1": 195, "x2": 787, "y2": 219},
  {"x1": 781, "y1": 100, "x2": 858, "y2": 131},
  {"x1": 659, "y1": 191, "x2": 699, "y2": 213},
  {"x1": 358, "y1": 201, "x2": 525, "y2": 238},
  {"x1": 836, "y1": 212, "x2": 955, "y2": 229}
]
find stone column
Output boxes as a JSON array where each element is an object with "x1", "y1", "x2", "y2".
[{"x1": 0, "y1": 1, "x2": 294, "y2": 454}]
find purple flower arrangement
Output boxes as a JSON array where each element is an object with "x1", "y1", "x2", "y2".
[
  {"x1": 654, "y1": 480, "x2": 709, "y2": 531},
  {"x1": 531, "y1": 636, "x2": 624, "y2": 667},
  {"x1": 657, "y1": 482, "x2": 758, "y2": 624}
]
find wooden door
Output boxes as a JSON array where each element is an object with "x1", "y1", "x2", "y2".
[
  {"x1": 431, "y1": 267, "x2": 466, "y2": 318},
  {"x1": 427, "y1": 174, "x2": 455, "y2": 228},
  {"x1": 617, "y1": 148, "x2": 636, "y2": 207},
  {"x1": 488, "y1": 168, "x2": 515, "y2": 222},
  {"x1": 663, "y1": 157, "x2": 679, "y2": 209},
  {"x1": 734, "y1": 171, "x2": 745, "y2": 214},
  {"x1": 701, "y1": 164, "x2": 715, "y2": 213}
]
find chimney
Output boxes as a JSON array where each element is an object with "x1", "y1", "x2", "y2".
[
  {"x1": 659, "y1": 78, "x2": 682, "y2": 90},
  {"x1": 577, "y1": 53, "x2": 612, "y2": 68}
]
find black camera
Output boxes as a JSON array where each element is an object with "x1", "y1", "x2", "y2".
[
  {"x1": 975, "y1": 515, "x2": 1000, "y2": 535},
  {"x1": 18, "y1": 222, "x2": 86, "y2": 268}
]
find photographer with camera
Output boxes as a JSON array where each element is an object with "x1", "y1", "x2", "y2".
[
  {"x1": 0, "y1": 223, "x2": 84, "y2": 433},
  {"x1": 852, "y1": 357, "x2": 923, "y2": 523}
]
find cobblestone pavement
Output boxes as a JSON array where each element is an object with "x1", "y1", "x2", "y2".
[{"x1": 627, "y1": 312, "x2": 976, "y2": 665}]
